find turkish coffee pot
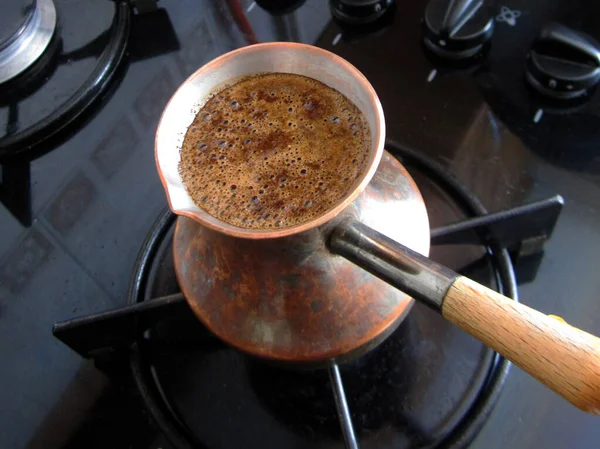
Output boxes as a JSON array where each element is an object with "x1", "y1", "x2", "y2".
[{"x1": 155, "y1": 42, "x2": 600, "y2": 414}]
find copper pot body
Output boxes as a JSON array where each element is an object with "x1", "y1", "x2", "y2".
[{"x1": 156, "y1": 43, "x2": 430, "y2": 363}]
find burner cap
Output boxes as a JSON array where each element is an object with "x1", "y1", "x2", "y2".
[{"x1": 0, "y1": 0, "x2": 57, "y2": 84}]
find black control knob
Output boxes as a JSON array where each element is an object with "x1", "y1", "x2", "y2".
[
  {"x1": 423, "y1": 0, "x2": 494, "y2": 60},
  {"x1": 330, "y1": 0, "x2": 394, "y2": 25},
  {"x1": 526, "y1": 23, "x2": 600, "y2": 100}
]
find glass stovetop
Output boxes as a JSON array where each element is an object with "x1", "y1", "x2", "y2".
[{"x1": 0, "y1": 1, "x2": 599, "y2": 448}]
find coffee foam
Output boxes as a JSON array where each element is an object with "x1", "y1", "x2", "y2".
[{"x1": 179, "y1": 73, "x2": 371, "y2": 230}]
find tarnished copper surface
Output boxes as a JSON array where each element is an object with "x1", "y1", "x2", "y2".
[{"x1": 173, "y1": 151, "x2": 429, "y2": 363}]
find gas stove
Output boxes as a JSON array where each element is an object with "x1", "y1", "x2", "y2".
[{"x1": 1, "y1": 1, "x2": 599, "y2": 449}]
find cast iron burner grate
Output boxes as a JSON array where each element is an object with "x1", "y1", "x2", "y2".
[{"x1": 54, "y1": 141, "x2": 563, "y2": 449}]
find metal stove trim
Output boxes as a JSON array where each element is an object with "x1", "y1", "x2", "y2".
[{"x1": 0, "y1": 0, "x2": 57, "y2": 84}]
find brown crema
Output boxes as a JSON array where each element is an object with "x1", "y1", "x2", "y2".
[{"x1": 179, "y1": 73, "x2": 371, "y2": 229}]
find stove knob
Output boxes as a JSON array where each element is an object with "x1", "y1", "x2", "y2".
[
  {"x1": 330, "y1": 0, "x2": 394, "y2": 26},
  {"x1": 526, "y1": 23, "x2": 600, "y2": 100},
  {"x1": 423, "y1": 0, "x2": 494, "y2": 60}
]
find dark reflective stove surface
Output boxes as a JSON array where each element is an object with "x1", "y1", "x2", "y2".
[{"x1": 1, "y1": 0, "x2": 599, "y2": 448}]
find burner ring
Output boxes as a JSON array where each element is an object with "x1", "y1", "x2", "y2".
[
  {"x1": 0, "y1": 0, "x2": 57, "y2": 85},
  {"x1": 128, "y1": 142, "x2": 517, "y2": 449},
  {"x1": 0, "y1": 1, "x2": 131, "y2": 159}
]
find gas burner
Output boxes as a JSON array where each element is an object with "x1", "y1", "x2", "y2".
[
  {"x1": 0, "y1": 1, "x2": 130, "y2": 159},
  {"x1": 0, "y1": 0, "x2": 57, "y2": 84},
  {"x1": 53, "y1": 144, "x2": 563, "y2": 449},
  {"x1": 0, "y1": 1, "x2": 181, "y2": 226},
  {"x1": 0, "y1": 0, "x2": 130, "y2": 227}
]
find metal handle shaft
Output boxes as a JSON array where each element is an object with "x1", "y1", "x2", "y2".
[{"x1": 330, "y1": 220, "x2": 456, "y2": 312}]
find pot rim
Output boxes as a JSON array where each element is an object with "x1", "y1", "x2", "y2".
[{"x1": 155, "y1": 42, "x2": 385, "y2": 240}]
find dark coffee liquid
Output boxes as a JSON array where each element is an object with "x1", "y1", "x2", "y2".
[{"x1": 179, "y1": 73, "x2": 371, "y2": 229}]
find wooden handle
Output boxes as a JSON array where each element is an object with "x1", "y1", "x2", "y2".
[{"x1": 442, "y1": 276, "x2": 600, "y2": 414}]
